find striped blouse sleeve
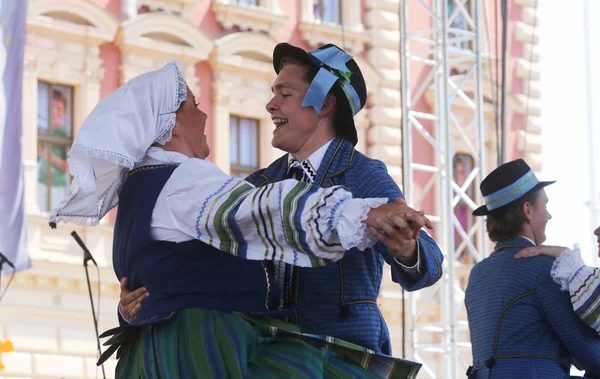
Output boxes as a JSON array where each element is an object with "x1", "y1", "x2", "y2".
[
  {"x1": 154, "y1": 158, "x2": 387, "y2": 267},
  {"x1": 551, "y1": 244, "x2": 600, "y2": 334}
]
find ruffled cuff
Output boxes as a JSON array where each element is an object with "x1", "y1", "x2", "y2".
[
  {"x1": 551, "y1": 243, "x2": 585, "y2": 291},
  {"x1": 333, "y1": 198, "x2": 388, "y2": 251}
]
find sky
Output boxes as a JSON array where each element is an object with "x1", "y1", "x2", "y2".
[{"x1": 538, "y1": 0, "x2": 600, "y2": 265}]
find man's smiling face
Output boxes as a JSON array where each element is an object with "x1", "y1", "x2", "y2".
[{"x1": 265, "y1": 63, "x2": 322, "y2": 155}]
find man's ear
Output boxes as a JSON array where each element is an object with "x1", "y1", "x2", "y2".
[
  {"x1": 522, "y1": 201, "x2": 532, "y2": 221},
  {"x1": 320, "y1": 93, "x2": 337, "y2": 117}
]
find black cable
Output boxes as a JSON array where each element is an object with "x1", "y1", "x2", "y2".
[
  {"x1": 398, "y1": 0, "x2": 406, "y2": 359},
  {"x1": 523, "y1": 0, "x2": 539, "y2": 152},
  {"x1": 72, "y1": 230, "x2": 105, "y2": 379},
  {"x1": 83, "y1": 259, "x2": 105, "y2": 379},
  {"x1": 96, "y1": 266, "x2": 101, "y2": 328},
  {"x1": 500, "y1": 0, "x2": 509, "y2": 164},
  {"x1": 0, "y1": 267, "x2": 15, "y2": 302},
  {"x1": 340, "y1": 0, "x2": 346, "y2": 50},
  {"x1": 95, "y1": 264, "x2": 101, "y2": 379},
  {"x1": 482, "y1": 0, "x2": 500, "y2": 167},
  {"x1": 494, "y1": 0, "x2": 501, "y2": 166},
  {"x1": 401, "y1": 288, "x2": 406, "y2": 358}
]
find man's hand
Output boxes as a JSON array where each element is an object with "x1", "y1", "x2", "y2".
[
  {"x1": 365, "y1": 198, "x2": 434, "y2": 265},
  {"x1": 364, "y1": 198, "x2": 434, "y2": 232},
  {"x1": 514, "y1": 245, "x2": 568, "y2": 259},
  {"x1": 369, "y1": 214, "x2": 418, "y2": 265},
  {"x1": 119, "y1": 278, "x2": 149, "y2": 321}
]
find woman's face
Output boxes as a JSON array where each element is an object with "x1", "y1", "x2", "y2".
[{"x1": 175, "y1": 87, "x2": 210, "y2": 159}]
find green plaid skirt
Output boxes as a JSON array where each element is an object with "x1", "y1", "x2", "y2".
[{"x1": 107, "y1": 309, "x2": 421, "y2": 379}]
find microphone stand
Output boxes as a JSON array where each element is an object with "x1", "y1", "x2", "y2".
[{"x1": 71, "y1": 232, "x2": 106, "y2": 379}]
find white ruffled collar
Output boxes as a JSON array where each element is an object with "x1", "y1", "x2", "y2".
[{"x1": 135, "y1": 147, "x2": 189, "y2": 168}]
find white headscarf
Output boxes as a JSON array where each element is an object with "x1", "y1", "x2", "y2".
[{"x1": 49, "y1": 61, "x2": 188, "y2": 227}]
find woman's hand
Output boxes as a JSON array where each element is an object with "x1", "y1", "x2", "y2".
[
  {"x1": 364, "y1": 198, "x2": 433, "y2": 232},
  {"x1": 119, "y1": 277, "x2": 149, "y2": 321},
  {"x1": 514, "y1": 245, "x2": 568, "y2": 259}
]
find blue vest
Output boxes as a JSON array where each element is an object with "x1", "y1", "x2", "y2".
[{"x1": 112, "y1": 165, "x2": 284, "y2": 325}]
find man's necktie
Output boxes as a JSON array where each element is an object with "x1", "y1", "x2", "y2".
[{"x1": 286, "y1": 159, "x2": 308, "y2": 182}]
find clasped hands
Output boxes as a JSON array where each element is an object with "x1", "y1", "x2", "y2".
[
  {"x1": 118, "y1": 198, "x2": 433, "y2": 321},
  {"x1": 364, "y1": 198, "x2": 434, "y2": 266}
]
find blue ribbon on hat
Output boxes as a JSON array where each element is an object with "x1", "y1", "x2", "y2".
[
  {"x1": 483, "y1": 169, "x2": 539, "y2": 211},
  {"x1": 301, "y1": 46, "x2": 362, "y2": 116}
]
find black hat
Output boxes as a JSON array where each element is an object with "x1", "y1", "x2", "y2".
[
  {"x1": 272, "y1": 43, "x2": 367, "y2": 146},
  {"x1": 473, "y1": 159, "x2": 555, "y2": 216}
]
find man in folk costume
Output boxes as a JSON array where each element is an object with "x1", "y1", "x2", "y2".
[
  {"x1": 49, "y1": 61, "x2": 427, "y2": 377},
  {"x1": 121, "y1": 43, "x2": 445, "y2": 356},
  {"x1": 465, "y1": 159, "x2": 600, "y2": 378},
  {"x1": 245, "y1": 43, "x2": 445, "y2": 354}
]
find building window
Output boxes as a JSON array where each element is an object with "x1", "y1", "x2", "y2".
[
  {"x1": 448, "y1": 0, "x2": 472, "y2": 52},
  {"x1": 230, "y1": 116, "x2": 259, "y2": 178},
  {"x1": 314, "y1": 0, "x2": 341, "y2": 24},
  {"x1": 453, "y1": 153, "x2": 476, "y2": 263},
  {"x1": 232, "y1": 0, "x2": 259, "y2": 6},
  {"x1": 37, "y1": 82, "x2": 73, "y2": 212}
]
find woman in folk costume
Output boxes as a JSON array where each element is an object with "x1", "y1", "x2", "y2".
[
  {"x1": 516, "y1": 226, "x2": 600, "y2": 335},
  {"x1": 49, "y1": 61, "x2": 424, "y2": 378},
  {"x1": 464, "y1": 159, "x2": 600, "y2": 379}
]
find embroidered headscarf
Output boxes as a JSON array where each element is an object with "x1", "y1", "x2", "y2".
[{"x1": 49, "y1": 61, "x2": 188, "y2": 227}]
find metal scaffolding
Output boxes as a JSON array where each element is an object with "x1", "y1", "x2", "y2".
[{"x1": 400, "y1": 0, "x2": 487, "y2": 377}]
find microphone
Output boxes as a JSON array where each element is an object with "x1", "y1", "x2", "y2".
[
  {"x1": 0, "y1": 252, "x2": 15, "y2": 270},
  {"x1": 71, "y1": 231, "x2": 98, "y2": 267}
]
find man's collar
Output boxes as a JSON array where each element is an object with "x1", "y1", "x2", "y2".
[
  {"x1": 520, "y1": 235, "x2": 536, "y2": 245},
  {"x1": 287, "y1": 139, "x2": 334, "y2": 182},
  {"x1": 493, "y1": 236, "x2": 536, "y2": 253}
]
